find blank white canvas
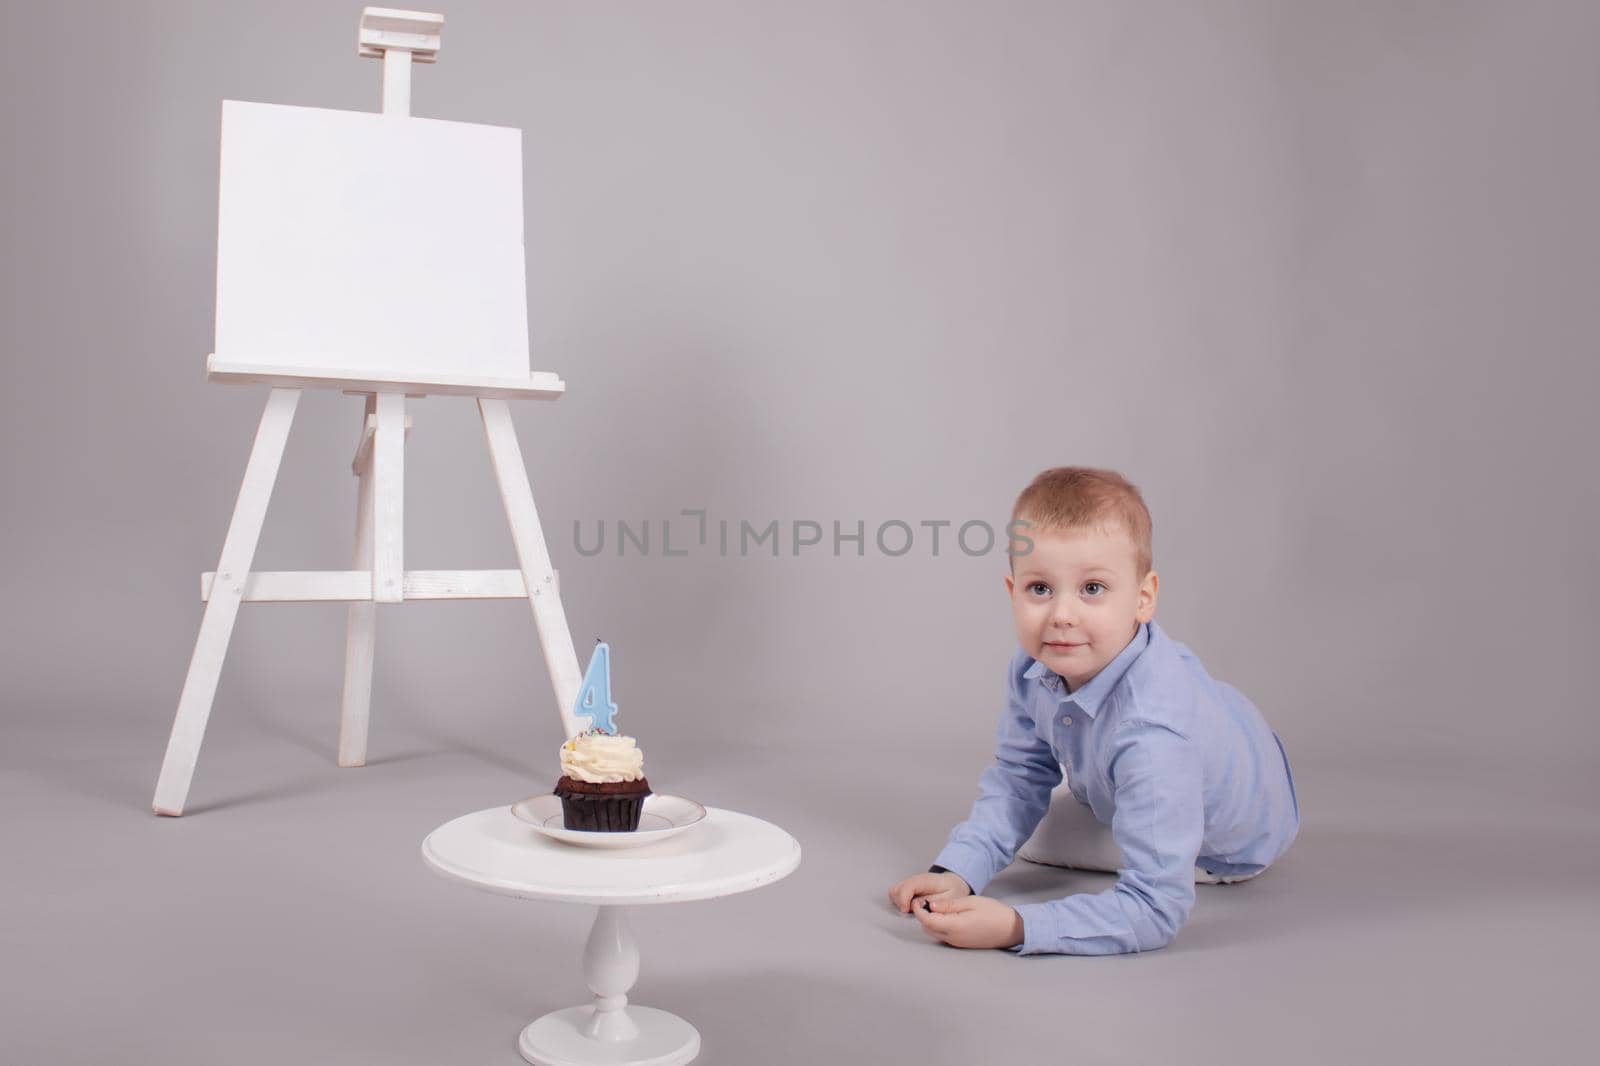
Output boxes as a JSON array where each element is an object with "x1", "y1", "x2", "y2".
[{"x1": 215, "y1": 100, "x2": 529, "y2": 379}]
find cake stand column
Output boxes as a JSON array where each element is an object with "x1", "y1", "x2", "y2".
[{"x1": 518, "y1": 905, "x2": 702, "y2": 1066}]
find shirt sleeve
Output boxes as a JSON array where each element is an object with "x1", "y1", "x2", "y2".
[
  {"x1": 1010, "y1": 721, "x2": 1203, "y2": 955},
  {"x1": 931, "y1": 658, "x2": 1062, "y2": 895}
]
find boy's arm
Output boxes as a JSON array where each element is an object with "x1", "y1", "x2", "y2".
[
  {"x1": 931, "y1": 655, "x2": 1062, "y2": 896},
  {"x1": 1009, "y1": 721, "x2": 1204, "y2": 955}
]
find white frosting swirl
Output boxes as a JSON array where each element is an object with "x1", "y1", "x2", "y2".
[{"x1": 560, "y1": 733, "x2": 645, "y2": 784}]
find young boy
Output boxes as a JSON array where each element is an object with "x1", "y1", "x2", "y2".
[{"x1": 888, "y1": 467, "x2": 1298, "y2": 955}]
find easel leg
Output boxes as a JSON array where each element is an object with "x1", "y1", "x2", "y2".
[
  {"x1": 372, "y1": 392, "x2": 406, "y2": 604},
  {"x1": 338, "y1": 396, "x2": 378, "y2": 767},
  {"x1": 478, "y1": 398, "x2": 583, "y2": 738},
  {"x1": 153, "y1": 387, "x2": 301, "y2": 815}
]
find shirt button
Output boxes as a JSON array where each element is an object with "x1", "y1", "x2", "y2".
[{"x1": 1061, "y1": 715, "x2": 1073, "y2": 726}]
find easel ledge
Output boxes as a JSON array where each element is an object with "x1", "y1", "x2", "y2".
[{"x1": 207, "y1": 353, "x2": 565, "y2": 400}]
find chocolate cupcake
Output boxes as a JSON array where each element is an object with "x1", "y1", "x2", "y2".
[
  {"x1": 555, "y1": 731, "x2": 651, "y2": 831},
  {"x1": 554, "y1": 774, "x2": 652, "y2": 831}
]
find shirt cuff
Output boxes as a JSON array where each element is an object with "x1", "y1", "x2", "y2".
[
  {"x1": 930, "y1": 844, "x2": 994, "y2": 896},
  {"x1": 1011, "y1": 901, "x2": 1059, "y2": 956}
]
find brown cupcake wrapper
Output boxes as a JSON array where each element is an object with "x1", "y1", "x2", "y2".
[{"x1": 556, "y1": 791, "x2": 647, "y2": 832}]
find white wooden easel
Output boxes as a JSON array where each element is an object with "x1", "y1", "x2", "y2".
[{"x1": 154, "y1": 8, "x2": 586, "y2": 816}]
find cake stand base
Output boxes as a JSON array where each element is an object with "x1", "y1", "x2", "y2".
[{"x1": 518, "y1": 1006, "x2": 700, "y2": 1066}]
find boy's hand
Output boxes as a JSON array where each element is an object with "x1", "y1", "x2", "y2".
[
  {"x1": 887, "y1": 871, "x2": 971, "y2": 914},
  {"x1": 915, "y1": 894, "x2": 1025, "y2": 950}
]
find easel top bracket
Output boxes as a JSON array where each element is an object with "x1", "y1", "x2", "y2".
[{"x1": 358, "y1": 7, "x2": 443, "y2": 63}]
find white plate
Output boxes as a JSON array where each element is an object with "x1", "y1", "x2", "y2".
[{"x1": 510, "y1": 793, "x2": 707, "y2": 849}]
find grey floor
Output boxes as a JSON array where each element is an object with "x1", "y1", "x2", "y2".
[{"x1": 5, "y1": 698, "x2": 1592, "y2": 1065}]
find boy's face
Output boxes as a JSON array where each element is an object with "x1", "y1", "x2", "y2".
[{"x1": 1006, "y1": 522, "x2": 1159, "y2": 692}]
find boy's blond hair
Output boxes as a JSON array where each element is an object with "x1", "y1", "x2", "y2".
[{"x1": 1012, "y1": 467, "x2": 1153, "y2": 577}]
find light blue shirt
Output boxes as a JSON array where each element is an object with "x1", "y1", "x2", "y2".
[{"x1": 933, "y1": 620, "x2": 1299, "y2": 955}]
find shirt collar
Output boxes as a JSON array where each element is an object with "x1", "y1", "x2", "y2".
[{"x1": 1022, "y1": 621, "x2": 1152, "y2": 718}]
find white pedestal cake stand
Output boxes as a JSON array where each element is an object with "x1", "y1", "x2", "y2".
[{"x1": 422, "y1": 806, "x2": 801, "y2": 1066}]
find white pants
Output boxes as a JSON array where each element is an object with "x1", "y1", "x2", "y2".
[{"x1": 1017, "y1": 781, "x2": 1260, "y2": 885}]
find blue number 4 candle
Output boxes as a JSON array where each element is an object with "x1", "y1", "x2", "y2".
[{"x1": 573, "y1": 640, "x2": 619, "y2": 735}]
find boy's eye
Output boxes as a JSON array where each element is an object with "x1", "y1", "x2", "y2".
[
  {"x1": 1083, "y1": 582, "x2": 1106, "y2": 596},
  {"x1": 1027, "y1": 582, "x2": 1051, "y2": 596}
]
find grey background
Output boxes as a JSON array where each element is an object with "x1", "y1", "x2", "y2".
[{"x1": 3, "y1": 1, "x2": 1594, "y2": 1062}]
